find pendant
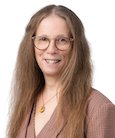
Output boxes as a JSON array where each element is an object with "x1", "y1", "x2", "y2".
[{"x1": 39, "y1": 106, "x2": 45, "y2": 113}]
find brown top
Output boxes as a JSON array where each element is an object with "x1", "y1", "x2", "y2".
[
  {"x1": 17, "y1": 89, "x2": 115, "y2": 138},
  {"x1": 26, "y1": 107, "x2": 62, "y2": 138}
]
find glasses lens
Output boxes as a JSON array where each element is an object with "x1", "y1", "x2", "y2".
[
  {"x1": 56, "y1": 37, "x2": 71, "y2": 50},
  {"x1": 33, "y1": 36, "x2": 49, "y2": 50}
]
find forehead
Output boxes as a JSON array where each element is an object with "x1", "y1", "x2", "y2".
[{"x1": 36, "y1": 14, "x2": 70, "y2": 36}]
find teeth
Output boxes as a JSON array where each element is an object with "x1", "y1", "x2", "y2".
[{"x1": 45, "y1": 59, "x2": 60, "y2": 64}]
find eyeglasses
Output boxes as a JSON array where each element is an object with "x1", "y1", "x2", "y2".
[{"x1": 32, "y1": 35, "x2": 73, "y2": 51}]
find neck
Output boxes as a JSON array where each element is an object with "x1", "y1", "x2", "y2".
[
  {"x1": 37, "y1": 75, "x2": 60, "y2": 113},
  {"x1": 44, "y1": 75, "x2": 60, "y2": 94}
]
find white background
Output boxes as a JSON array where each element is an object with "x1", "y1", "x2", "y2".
[{"x1": 0, "y1": 0, "x2": 115, "y2": 137}]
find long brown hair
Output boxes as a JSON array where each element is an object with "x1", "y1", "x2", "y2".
[{"x1": 7, "y1": 5, "x2": 92, "y2": 138}]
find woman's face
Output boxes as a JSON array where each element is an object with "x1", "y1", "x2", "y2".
[{"x1": 34, "y1": 14, "x2": 72, "y2": 78}]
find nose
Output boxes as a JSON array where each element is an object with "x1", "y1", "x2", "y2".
[{"x1": 46, "y1": 40, "x2": 58, "y2": 54}]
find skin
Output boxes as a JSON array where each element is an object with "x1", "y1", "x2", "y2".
[
  {"x1": 34, "y1": 14, "x2": 72, "y2": 136},
  {"x1": 35, "y1": 14, "x2": 71, "y2": 82}
]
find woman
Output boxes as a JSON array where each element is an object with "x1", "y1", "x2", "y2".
[{"x1": 7, "y1": 4, "x2": 115, "y2": 138}]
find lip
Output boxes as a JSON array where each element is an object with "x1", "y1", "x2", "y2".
[{"x1": 44, "y1": 59, "x2": 61, "y2": 64}]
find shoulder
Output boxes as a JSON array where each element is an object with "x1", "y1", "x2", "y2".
[
  {"x1": 85, "y1": 89, "x2": 115, "y2": 137},
  {"x1": 86, "y1": 88, "x2": 115, "y2": 119},
  {"x1": 88, "y1": 88, "x2": 114, "y2": 108}
]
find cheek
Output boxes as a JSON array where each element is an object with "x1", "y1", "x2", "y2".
[
  {"x1": 61, "y1": 50, "x2": 71, "y2": 60},
  {"x1": 35, "y1": 48, "x2": 43, "y2": 55},
  {"x1": 34, "y1": 49, "x2": 44, "y2": 63},
  {"x1": 35, "y1": 48, "x2": 44, "y2": 57},
  {"x1": 61, "y1": 51, "x2": 71, "y2": 69}
]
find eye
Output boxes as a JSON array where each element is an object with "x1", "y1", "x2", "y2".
[
  {"x1": 58, "y1": 37, "x2": 68, "y2": 44},
  {"x1": 60, "y1": 38, "x2": 67, "y2": 42},
  {"x1": 38, "y1": 36, "x2": 48, "y2": 42}
]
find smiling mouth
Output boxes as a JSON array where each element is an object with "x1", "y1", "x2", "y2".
[{"x1": 45, "y1": 59, "x2": 61, "y2": 64}]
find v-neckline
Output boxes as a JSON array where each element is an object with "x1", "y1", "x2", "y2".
[
  {"x1": 25, "y1": 104, "x2": 67, "y2": 138},
  {"x1": 32, "y1": 105, "x2": 57, "y2": 138}
]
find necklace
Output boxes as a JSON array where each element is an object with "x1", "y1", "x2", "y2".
[{"x1": 39, "y1": 92, "x2": 58, "y2": 113}]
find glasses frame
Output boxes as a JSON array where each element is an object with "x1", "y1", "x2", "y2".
[{"x1": 32, "y1": 35, "x2": 74, "y2": 51}]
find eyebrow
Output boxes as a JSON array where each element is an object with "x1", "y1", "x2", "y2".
[{"x1": 36, "y1": 34, "x2": 69, "y2": 38}]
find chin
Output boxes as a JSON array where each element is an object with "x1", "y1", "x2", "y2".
[{"x1": 43, "y1": 70, "x2": 60, "y2": 77}]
